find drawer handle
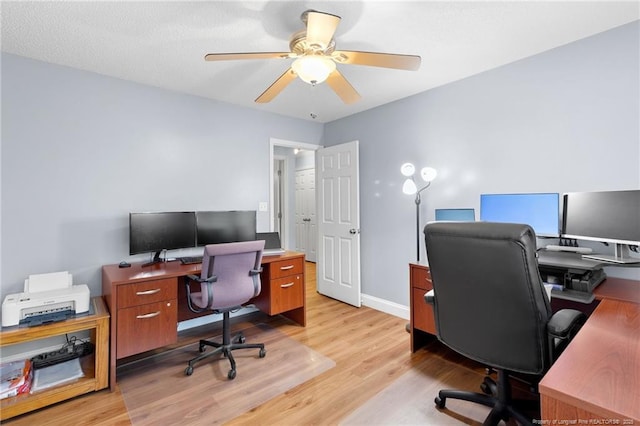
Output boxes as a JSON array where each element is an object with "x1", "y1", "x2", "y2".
[
  {"x1": 136, "y1": 311, "x2": 161, "y2": 319},
  {"x1": 136, "y1": 289, "x2": 161, "y2": 296},
  {"x1": 280, "y1": 282, "x2": 295, "y2": 288},
  {"x1": 279, "y1": 265, "x2": 294, "y2": 271}
]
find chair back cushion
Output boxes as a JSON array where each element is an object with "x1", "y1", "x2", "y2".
[
  {"x1": 192, "y1": 240, "x2": 265, "y2": 311},
  {"x1": 424, "y1": 221, "x2": 552, "y2": 374}
]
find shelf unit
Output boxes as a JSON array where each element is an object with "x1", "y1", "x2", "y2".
[{"x1": 0, "y1": 297, "x2": 110, "y2": 420}]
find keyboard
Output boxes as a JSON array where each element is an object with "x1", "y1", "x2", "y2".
[{"x1": 180, "y1": 256, "x2": 203, "y2": 265}]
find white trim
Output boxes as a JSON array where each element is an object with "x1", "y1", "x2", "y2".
[{"x1": 361, "y1": 294, "x2": 409, "y2": 320}]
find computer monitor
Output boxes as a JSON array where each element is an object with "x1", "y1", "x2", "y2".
[
  {"x1": 196, "y1": 211, "x2": 257, "y2": 246},
  {"x1": 129, "y1": 212, "x2": 197, "y2": 265},
  {"x1": 562, "y1": 190, "x2": 640, "y2": 264},
  {"x1": 480, "y1": 192, "x2": 560, "y2": 237},
  {"x1": 435, "y1": 208, "x2": 475, "y2": 222}
]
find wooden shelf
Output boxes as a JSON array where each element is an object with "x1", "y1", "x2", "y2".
[{"x1": 0, "y1": 297, "x2": 110, "y2": 421}]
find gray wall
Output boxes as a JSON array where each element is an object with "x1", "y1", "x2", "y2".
[
  {"x1": 1, "y1": 53, "x2": 323, "y2": 299},
  {"x1": 324, "y1": 21, "x2": 640, "y2": 306},
  {"x1": 2, "y1": 21, "x2": 639, "y2": 312}
]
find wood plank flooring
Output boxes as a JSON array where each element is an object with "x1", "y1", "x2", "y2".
[{"x1": 4, "y1": 262, "x2": 505, "y2": 425}]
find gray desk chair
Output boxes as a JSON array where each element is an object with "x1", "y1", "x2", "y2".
[
  {"x1": 424, "y1": 222, "x2": 585, "y2": 426},
  {"x1": 184, "y1": 240, "x2": 266, "y2": 379}
]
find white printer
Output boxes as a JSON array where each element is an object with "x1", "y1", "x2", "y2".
[{"x1": 2, "y1": 271, "x2": 90, "y2": 327}]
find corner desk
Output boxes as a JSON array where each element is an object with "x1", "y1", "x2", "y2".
[
  {"x1": 102, "y1": 251, "x2": 306, "y2": 391},
  {"x1": 409, "y1": 262, "x2": 640, "y2": 423}
]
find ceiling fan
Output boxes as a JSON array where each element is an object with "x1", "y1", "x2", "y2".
[{"x1": 204, "y1": 10, "x2": 421, "y2": 104}]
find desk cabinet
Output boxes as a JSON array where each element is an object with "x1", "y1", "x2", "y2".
[
  {"x1": 255, "y1": 256, "x2": 306, "y2": 326},
  {"x1": 115, "y1": 278, "x2": 177, "y2": 358},
  {"x1": 409, "y1": 263, "x2": 436, "y2": 352},
  {"x1": 0, "y1": 297, "x2": 109, "y2": 421}
]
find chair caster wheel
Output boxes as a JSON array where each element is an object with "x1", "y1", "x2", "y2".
[
  {"x1": 228, "y1": 369, "x2": 237, "y2": 380},
  {"x1": 185, "y1": 366, "x2": 194, "y2": 376},
  {"x1": 238, "y1": 335, "x2": 246, "y2": 344},
  {"x1": 198, "y1": 344, "x2": 206, "y2": 353},
  {"x1": 435, "y1": 396, "x2": 446, "y2": 409},
  {"x1": 259, "y1": 348, "x2": 266, "y2": 358},
  {"x1": 481, "y1": 376, "x2": 497, "y2": 396}
]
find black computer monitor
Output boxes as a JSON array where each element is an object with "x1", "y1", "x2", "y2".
[
  {"x1": 435, "y1": 208, "x2": 475, "y2": 222},
  {"x1": 196, "y1": 211, "x2": 256, "y2": 246},
  {"x1": 480, "y1": 192, "x2": 560, "y2": 237},
  {"x1": 562, "y1": 190, "x2": 640, "y2": 263},
  {"x1": 129, "y1": 212, "x2": 197, "y2": 265}
]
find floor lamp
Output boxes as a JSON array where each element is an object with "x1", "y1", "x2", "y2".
[{"x1": 401, "y1": 163, "x2": 437, "y2": 262}]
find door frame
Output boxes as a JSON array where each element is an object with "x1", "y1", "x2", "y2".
[{"x1": 269, "y1": 138, "x2": 322, "y2": 250}]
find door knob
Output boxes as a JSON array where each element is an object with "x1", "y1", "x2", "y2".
[{"x1": 349, "y1": 229, "x2": 360, "y2": 235}]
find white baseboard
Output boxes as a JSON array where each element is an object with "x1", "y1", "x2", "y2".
[{"x1": 361, "y1": 294, "x2": 409, "y2": 320}]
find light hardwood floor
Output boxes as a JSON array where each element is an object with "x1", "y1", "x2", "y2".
[{"x1": 4, "y1": 262, "x2": 504, "y2": 425}]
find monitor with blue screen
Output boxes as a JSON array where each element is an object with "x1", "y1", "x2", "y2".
[
  {"x1": 435, "y1": 208, "x2": 475, "y2": 222},
  {"x1": 480, "y1": 192, "x2": 560, "y2": 237}
]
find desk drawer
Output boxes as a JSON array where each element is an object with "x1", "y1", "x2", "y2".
[
  {"x1": 117, "y1": 300, "x2": 177, "y2": 358},
  {"x1": 270, "y1": 275, "x2": 304, "y2": 314},
  {"x1": 411, "y1": 266, "x2": 432, "y2": 291},
  {"x1": 117, "y1": 278, "x2": 177, "y2": 308},
  {"x1": 269, "y1": 257, "x2": 304, "y2": 279}
]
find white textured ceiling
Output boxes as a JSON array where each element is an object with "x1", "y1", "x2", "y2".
[{"x1": 1, "y1": 1, "x2": 638, "y2": 123}]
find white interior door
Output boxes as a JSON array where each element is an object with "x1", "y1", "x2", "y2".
[
  {"x1": 295, "y1": 168, "x2": 317, "y2": 262},
  {"x1": 316, "y1": 141, "x2": 361, "y2": 307}
]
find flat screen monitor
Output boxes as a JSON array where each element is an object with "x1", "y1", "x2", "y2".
[
  {"x1": 129, "y1": 212, "x2": 197, "y2": 263},
  {"x1": 196, "y1": 211, "x2": 256, "y2": 246},
  {"x1": 435, "y1": 208, "x2": 475, "y2": 222},
  {"x1": 562, "y1": 190, "x2": 640, "y2": 263},
  {"x1": 480, "y1": 192, "x2": 560, "y2": 237}
]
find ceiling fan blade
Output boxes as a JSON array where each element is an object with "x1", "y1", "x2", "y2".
[
  {"x1": 332, "y1": 50, "x2": 421, "y2": 71},
  {"x1": 305, "y1": 11, "x2": 341, "y2": 49},
  {"x1": 325, "y1": 70, "x2": 361, "y2": 104},
  {"x1": 205, "y1": 52, "x2": 292, "y2": 61},
  {"x1": 255, "y1": 68, "x2": 298, "y2": 103}
]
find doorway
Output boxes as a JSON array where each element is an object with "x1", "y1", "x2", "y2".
[{"x1": 269, "y1": 138, "x2": 320, "y2": 260}]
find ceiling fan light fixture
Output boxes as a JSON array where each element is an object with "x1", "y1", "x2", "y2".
[{"x1": 291, "y1": 55, "x2": 336, "y2": 85}]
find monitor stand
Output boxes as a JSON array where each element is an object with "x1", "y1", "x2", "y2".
[
  {"x1": 583, "y1": 243, "x2": 640, "y2": 264},
  {"x1": 142, "y1": 250, "x2": 164, "y2": 267}
]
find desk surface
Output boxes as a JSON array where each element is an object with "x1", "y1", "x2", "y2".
[
  {"x1": 540, "y1": 298, "x2": 640, "y2": 422},
  {"x1": 102, "y1": 251, "x2": 303, "y2": 284}
]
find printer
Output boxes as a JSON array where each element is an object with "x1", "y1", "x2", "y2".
[{"x1": 2, "y1": 271, "x2": 90, "y2": 327}]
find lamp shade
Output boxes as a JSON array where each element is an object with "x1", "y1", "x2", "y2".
[
  {"x1": 402, "y1": 178, "x2": 417, "y2": 195},
  {"x1": 400, "y1": 162, "x2": 415, "y2": 177},
  {"x1": 292, "y1": 56, "x2": 336, "y2": 84},
  {"x1": 420, "y1": 167, "x2": 438, "y2": 182}
]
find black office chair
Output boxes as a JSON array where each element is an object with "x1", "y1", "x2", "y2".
[
  {"x1": 423, "y1": 222, "x2": 585, "y2": 426},
  {"x1": 184, "y1": 240, "x2": 266, "y2": 380}
]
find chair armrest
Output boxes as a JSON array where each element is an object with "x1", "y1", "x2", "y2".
[
  {"x1": 185, "y1": 274, "x2": 218, "y2": 313},
  {"x1": 424, "y1": 289, "x2": 435, "y2": 305},
  {"x1": 250, "y1": 268, "x2": 262, "y2": 276},
  {"x1": 548, "y1": 309, "x2": 586, "y2": 340}
]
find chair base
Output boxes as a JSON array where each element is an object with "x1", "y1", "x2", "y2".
[
  {"x1": 184, "y1": 312, "x2": 266, "y2": 379},
  {"x1": 434, "y1": 369, "x2": 535, "y2": 426}
]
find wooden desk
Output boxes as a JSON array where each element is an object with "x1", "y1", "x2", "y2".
[
  {"x1": 539, "y1": 297, "x2": 640, "y2": 423},
  {"x1": 0, "y1": 297, "x2": 110, "y2": 420},
  {"x1": 102, "y1": 251, "x2": 305, "y2": 391}
]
